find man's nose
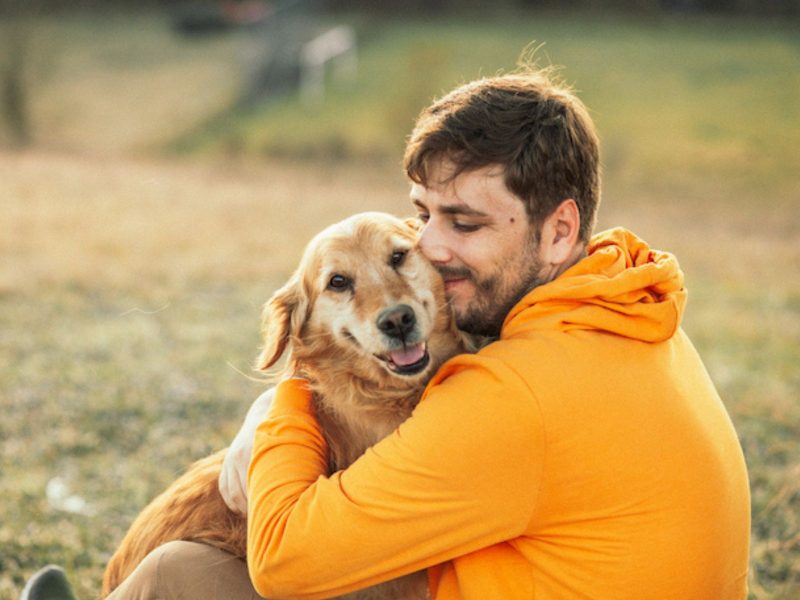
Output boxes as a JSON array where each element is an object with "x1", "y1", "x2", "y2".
[{"x1": 417, "y1": 223, "x2": 452, "y2": 264}]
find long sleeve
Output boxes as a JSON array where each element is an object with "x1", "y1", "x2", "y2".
[{"x1": 246, "y1": 358, "x2": 543, "y2": 599}]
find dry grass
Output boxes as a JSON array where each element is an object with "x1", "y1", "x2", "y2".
[{"x1": 0, "y1": 151, "x2": 410, "y2": 293}]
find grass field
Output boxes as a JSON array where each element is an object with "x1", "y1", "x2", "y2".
[{"x1": 1, "y1": 7, "x2": 799, "y2": 599}]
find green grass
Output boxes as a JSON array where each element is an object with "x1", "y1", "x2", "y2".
[
  {"x1": 1, "y1": 7, "x2": 799, "y2": 599},
  {"x1": 0, "y1": 284, "x2": 264, "y2": 596},
  {"x1": 176, "y1": 12, "x2": 800, "y2": 197}
]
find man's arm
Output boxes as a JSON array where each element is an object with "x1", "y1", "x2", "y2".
[
  {"x1": 218, "y1": 387, "x2": 275, "y2": 514},
  {"x1": 247, "y1": 357, "x2": 544, "y2": 599}
]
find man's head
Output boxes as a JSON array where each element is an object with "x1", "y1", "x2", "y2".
[{"x1": 404, "y1": 67, "x2": 601, "y2": 336}]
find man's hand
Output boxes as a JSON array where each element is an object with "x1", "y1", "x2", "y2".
[{"x1": 219, "y1": 387, "x2": 275, "y2": 514}]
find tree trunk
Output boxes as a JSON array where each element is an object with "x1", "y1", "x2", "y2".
[{"x1": 1, "y1": 22, "x2": 32, "y2": 147}]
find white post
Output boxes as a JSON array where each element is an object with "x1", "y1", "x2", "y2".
[{"x1": 300, "y1": 26, "x2": 357, "y2": 106}]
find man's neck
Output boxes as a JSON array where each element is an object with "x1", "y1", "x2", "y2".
[{"x1": 540, "y1": 243, "x2": 588, "y2": 284}]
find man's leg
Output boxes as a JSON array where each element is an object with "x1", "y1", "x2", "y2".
[{"x1": 107, "y1": 541, "x2": 261, "y2": 600}]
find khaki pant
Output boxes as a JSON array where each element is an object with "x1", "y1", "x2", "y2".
[{"x1": 107, "y1": 541, "x2": 262, "y2": 600}]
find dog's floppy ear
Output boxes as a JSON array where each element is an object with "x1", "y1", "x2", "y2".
[{"x1": 257, "y1": 273, "x2": 308, "y2": 370}]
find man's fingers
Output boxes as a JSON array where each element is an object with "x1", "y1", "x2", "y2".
[
  {"x1": 229, "y1": 485, "x2": 247, "y2": 516},
  {"x1": 233, "y1": 469, "x2": 248, "y2": 515},
  {"x1": 217, "y1": 456, "x2": 247, "y2": 512},
  {"x1": 219, "y1": 451, "x2": 248, "y2": 515},
  {"x1": 219, "y1": 388, "x2": 273, "y2": 515}
]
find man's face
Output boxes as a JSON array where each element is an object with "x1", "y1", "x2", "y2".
[{"x1": 411, "y1": 162, "x2": 546, "y2": 337}]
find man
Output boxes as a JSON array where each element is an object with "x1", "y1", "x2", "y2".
[{"x1": 23, "y1": 67, "x2": 750, "y2": 599}]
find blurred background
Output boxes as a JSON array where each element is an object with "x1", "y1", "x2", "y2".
[{"x1": 1, "y1": 1, "x2": 798, "y2": 598}]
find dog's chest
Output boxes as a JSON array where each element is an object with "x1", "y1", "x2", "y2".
[{"x1": 317, "y1": 404, "x2": 412, "y2": 472}]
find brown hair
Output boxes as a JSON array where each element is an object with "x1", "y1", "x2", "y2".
[{"x1": 404, "y1": 67, "x2": 601, "y2": 243}]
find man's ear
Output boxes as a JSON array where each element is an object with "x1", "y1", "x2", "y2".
[
  {"x1": 538, "y1": 198, "x2": 581, "y2": 267},
  {"x1": 256, "y1": 273, "x2": 307, "y2": 370}
]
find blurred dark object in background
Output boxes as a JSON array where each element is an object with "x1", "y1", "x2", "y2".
[{"x1": 171, "y1": 1, "x2": 272, "y2": 35}]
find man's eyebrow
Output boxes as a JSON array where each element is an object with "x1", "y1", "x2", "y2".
[
  {"x1": 440, "y1": 204, "x2": 489, "y2": 218},
  {"x1": 411, "y1": 198, "x2": 488, "y2": 218}
]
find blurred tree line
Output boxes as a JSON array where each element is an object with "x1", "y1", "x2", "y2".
[
  {"x1": 325, "y1": 0, "x2": 800, "y2": 14},
  {"x1": 2, "y1": 0, "x2": 798, "y2": 18}
]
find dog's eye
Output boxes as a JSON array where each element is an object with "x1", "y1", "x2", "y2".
[
  {"x1": 327, "y1": 274, "x2": 351, "y2": 291},
  {"x1": 390, "y1": 250, "x2": 407, "y2": 268}
]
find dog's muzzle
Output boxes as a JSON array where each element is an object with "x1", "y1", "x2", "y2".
[{"x1": 375, "y1": 305, "x2": 430, "y2": 375}]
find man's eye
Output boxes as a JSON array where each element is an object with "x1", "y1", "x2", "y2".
[
  {"x1": 327, "y1": 274, "x2": 351, "y2": 291},
  {"x1": 453, "y1": 222, "x2": 481, "y2": 233},
  {"x1": 416, "y1": 213, "x2": 430, "y2": 224},
  {"x1": 390, "y1": 250, "x2": 407, "y2": 268}
]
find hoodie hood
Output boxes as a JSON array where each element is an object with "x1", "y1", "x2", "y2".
[{"x1": 503, "y1": 228, "x2": 687, "y2": 343}]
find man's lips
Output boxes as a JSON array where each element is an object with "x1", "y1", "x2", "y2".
[
  {"x1": 443, "y1": 278, "x2": 467, "y2": 293},
  {"x1": 438, "y1": 268, "x2": 472, "y2": 295}
]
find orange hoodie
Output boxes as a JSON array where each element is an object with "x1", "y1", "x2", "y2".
[{"x1": 248, "y1": 228, "x2": 751, "y2": 599}]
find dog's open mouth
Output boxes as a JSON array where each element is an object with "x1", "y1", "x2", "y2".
[{"x1": 378, "y1": 343, "x2": 430, "y2": 375}]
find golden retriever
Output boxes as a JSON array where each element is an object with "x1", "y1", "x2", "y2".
[{"x1": 102, "y1": 212, "x2": 474, "y2": 599}]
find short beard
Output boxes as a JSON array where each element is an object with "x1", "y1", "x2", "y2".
[
  {"x1": 447, "y1": 228, "x2": 545, "y2": 338},
  {"x1": 455, "y1": 269, "x2": 544, "y2": 338}
]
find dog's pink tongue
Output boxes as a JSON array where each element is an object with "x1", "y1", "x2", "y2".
[{"x1": 389, "y1": 343, "x2": 426, "y2": 366}]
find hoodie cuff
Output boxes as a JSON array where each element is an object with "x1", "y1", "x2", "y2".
[{"x1": 270, "y1": 378, "x2": 314, "y2": 417}]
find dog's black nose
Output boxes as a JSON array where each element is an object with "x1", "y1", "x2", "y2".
[{"x1": 377, "y1": 304, "x2": 416, "y2": 339}]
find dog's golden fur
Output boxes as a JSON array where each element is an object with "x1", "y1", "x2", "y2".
[{"x1": 103, "y1": 212, "x2": 473, "y2": 599}]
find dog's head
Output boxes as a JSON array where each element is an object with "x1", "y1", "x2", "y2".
[{"x1": 257, "y1": 212, "x2": 462, "y2": 388}]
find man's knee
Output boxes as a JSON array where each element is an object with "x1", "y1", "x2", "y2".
[
  {"x1": 143, "y1": 540, "x2": 257, "y2": 600},
  {"x1": 152, "y1": 539, "x2": 211, "y2": 575},
  {"x1": 151, "y1": 540, "x2": 230, "y2": 599},
  {"x1": 105, "y1": 542, "x2": 167, "y2": 599},
  {"x1": 109, "y1": 540, "x2": 258, "y2": 600}
]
